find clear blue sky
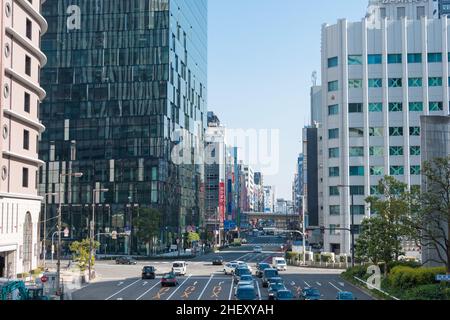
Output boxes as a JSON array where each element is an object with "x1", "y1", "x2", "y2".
[{"x1": 208, "y1": 0, "x2": 368, "y2": 199}]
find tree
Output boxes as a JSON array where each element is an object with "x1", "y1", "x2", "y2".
[
  {"x1": 185, "y1": 232, "x2": 200, "y2": 248},
  {"x1": 69, "y1": 239, "x2": 99, "y2": 271},
  {"x1": 357, "y1": 176, "x2": 414, "y2": 275},
  {"x1": 409, "y1": 157, "x2": 450, "y2": 273},
  {"x1": 134, "y1": 208, "x2": 162, "y2": 255}
]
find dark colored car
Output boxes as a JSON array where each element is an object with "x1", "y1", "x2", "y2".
[
  {"x1": 337, "y1": 291, "x2": 356, "y2": 300},
  {"x1": 115, "y1": 256, "x2": 137, "y2": 265},
  {"x1": 161, "y1": 273, "x2": 178, "y2": 287},
  {"x1": 255, "y1": 263, "x2": 271, "y2": 278},
  {"x1": 233, "y1": 267, "x2": 252, "y2": 284},
  {"x1": 142, "y1": 266, "x2": 156, "y2": 279},
  {"x1": 275, "y1": 289, "x2": 295, "y2": 300},
  {"x1": 235, "y1": 285, "x2": 258, "y2": 301},
  {"x1": 212, "y1": 256, "x2": 224, "y2": 265},
  {"x1": 262, "y1": 268, "x2": 279, "y2": 288},
  {"x1": 301, "y1": 287, "x2": 321, "y2": 300},
  {"x1": 267, "y1": 282, "x2": 286, "y2": 300}
]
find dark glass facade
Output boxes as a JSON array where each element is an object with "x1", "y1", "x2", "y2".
[{"x1": 39, "y1": 0, "x2": 207, "y2": 254}]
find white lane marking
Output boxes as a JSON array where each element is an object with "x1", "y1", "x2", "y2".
[
  {"x1": 117, "y1": 282, "x2": 124, "y2": 286},
  {"x1": 105, "y1": 279, "x2": 141, "y2": 300},
  {"x1": 304, "y1": 281, "x2": 311, "y2": 287},
  {"x1": 219, "y1": 281, "x2": 224, "y2": 286},
  {"x1": 143, "y1": 282, "x2": 148, "y2": 286},
  {"x1": 290, "y1": 281, "x2": 296, "y2": 286},
  {"x1": 329, "y1": 282, "x2": 343, "y2": 292},
  {"x1": 236, "y1": 252, "x2": 252, "y2": 261},
  {"x1": 256, "y1": 279, "x2": 261, "y2": 301},
  {"x1": 197, "y1": 274, "x2": 214, "y2": 300},
  {"x1": 136, "y1": 281, "x2": 161, "y2": 300},
  {"x1": 166, "y1": 275, "x2": 192, "y2": 300},
  {"x1": 116, "y1": 298, "x2": 123, "y2": 300},
  {"x1": 228, "y1": 276, "x2": 234, "y2": 301},
  {"x1": 339, "y1": 282, "x2": 345, "y2": 287},
  {"x1": 316, "y1": 282, "x2": 322, "y2": 286}
]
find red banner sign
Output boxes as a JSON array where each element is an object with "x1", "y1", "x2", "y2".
[{"x1": 219, "y1": 182, "x2": 225, "y2": 222}]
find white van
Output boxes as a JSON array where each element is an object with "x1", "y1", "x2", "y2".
[
  {"x1": 272, "y1": 257, "x2": 287, "y2": 271},
  {"x1": 172, "y1": 261, "x2": 187, "y2": 275}
]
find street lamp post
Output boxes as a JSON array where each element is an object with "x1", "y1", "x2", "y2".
[
  {"x1": 338, "y1": 185, "x2": 355, "y2": 268},
  {"x1": 88, "y1": 187, "x2": 109, "y2": 281},
  {"x1": 41, "y1": 192, "x2": 57, "y2": 270},
  {"x1": 56, "y1": 172, "x2": 83, "y2": 297},
  {"x1": 301, "y1": 194, "x2": 306, "y2": 265}
]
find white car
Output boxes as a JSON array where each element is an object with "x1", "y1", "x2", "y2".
[
  {"x1": 236, "y1": 261, "x2": 253, "y2": 273},
  {"x1": 272, "y1": 257, "x2": 287, "y2": 271},
  {"x1": 172, "y1": 261, "x2": 187, "y2": 275},
  {"x1": 224, "y1": 262, "x2": 238, "y2": 275},
  {"x1": 253, "y1": 246, "x2": 262, "y2": 253}
]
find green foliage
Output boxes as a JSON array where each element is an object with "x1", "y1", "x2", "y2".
[
  {"x1": 320, "y1": 253, "x2": 334, "y2": 263},
  {"x1": 313, "y1": 253, "x2": 321, "y2": 262},
  {"x1": 135, "y1": 208, "x2": 162, "y2": 250},
  {"x1": 185, "y1": 232, "x2": 200, "y2": 247},
  {"x1": 285, "y1": 251, "x2": 299, "y2": 261},
  {"x1": 387, "y1": 266, "x2": 446, "y2": 290},
  {"x1": 342, "y1": 265, "x2": 371, "y2": 280},
  {"x1": 69, "y1": 239, "x2": 100, "y2": 271},
  {"x1": 402, "y1": 284, "x2": 450, "y2": 300}
]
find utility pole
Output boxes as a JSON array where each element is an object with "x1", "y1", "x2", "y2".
[
  {"x1": 89, "y1": 187, "x2": 108, "y2": 281},
  {"x1": 42, "y1": 192, "x2": 57, "y2": 270}
]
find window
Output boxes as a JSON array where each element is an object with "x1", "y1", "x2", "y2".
[
  {"x1": 410, "y1": 146, "x2": 421, "y2": 156},
  {"x1": 23, "y1": 130, "x2": 29, "y2": 150},
  {"x1": 350, "y1": 186, "x2": 365, "y2": 196},
  {"x1": 329, "y1": 224, "x2": 341, "y2": 235},
  {"x1": 25, "y1": 56, "x2": 31, "y2": 76},
  {"x1": 429, "y1": 77, "x2": 442, "y2": 87},
  {"x1": 407, "y1": 53, "x2": 422, "y2": 63},
  {"x1": 410, "y1": 127, "x2": 421, "y2": 136},
  {"x1": 329, "y1": 148, "x2": 339, "y2": 158},
  {"x1": 390, "y1": 166, "x2": 405, "y2": 176},
  {"x1": 428, "y1": 53, "x2": 442, "y2": 63},
  {"x1": 388, "y1": 78, "x2": 402, "y2": 88},
  {"x1": 328, "y1": 81, "x2": 338, "y2": 92},
  {"x1": 22, "y1": 168, "x2": 29, "y2": 188},
  {"x1": 411, "y1": 165, "x2": 421, "y2": 175},
  {"x1": 369, "y1": 127, "x2": 384, "y2": 137},
  {"x1": 26, "y1": 19, "x2": 32, "y2": 40},
  {"x1": 388, "y1": 54, "x2": 402, "y2": 64},
  {"x1": 348, "y1": 55, "x2": 363, "y2": 65},
  {"x1": 329, "y1": 167, "x2": 340, "y2": 177},
  {"x1": 380, "y1": 8, "x2": 386, "y2": 19},
  {"x1": 329, "y1": 187, "x2": 340, "y2": 196},
  {"x1": 329, "y1": 206, "x2": 340, "y2": 216},
  {"x1": 389, "y1": 127, "x2": 404, "y2": 136},
  {"x1": 349, "y1": 127, "x2": 364, "y2": 137},
  {"x1": 369, "y1": 103, "x2": 383, "y2": 112},
  {"x1": 24, "y1": 92, "x2": 30, "y2": 113},
  {"x1": 349, "y1": 79, "x2": 363, "y2": 88},
  {"x1": 349, "y1": 103, "x2": 363, "y2": 113},
  {"x1": 389, "y1": 102, "x2": 403, "y2": 112},
  {"x1": 389, "y1": 146, "x2": 403, "y2": 156},
  {"x1": 370, "y1": 146, "x2": 384, "y2": 156},
  {"x1": 349, "y1": 166, "x2": 364, "y2": 176},
  {"x1": 370, "y1": 166, "x2": 384, "y2": 176},
  {"x1": 349, "y1": 147, "x2": 364, "y2": 157},
  {"x1": 397, "y1": 7, "x2": 406, "y2": 19},
  {"x1": 368, "y1": 54, "x2": 382, "y2": 64},
  {"x1": 408, "y1": 78, "x2": 422, "y2": 87},
  {"x1": 429, "y1": 101, "x2": 443, "y2": 111},
  {"x1": 417, "y1": 6, "x2": 425, "y2": 19},
  {"x1": 370, "y1": 185, "x2": 382, "y2": 195},
  {"x1": 351, "y1": 205, "x2": 365, "y2": 215},
  {"x1": 328, "y1": 128, "x2": 339, "y2": 139},
  {"x1": 328, "y1": 104, "x2": 339, "y2": 115},
  {"x1": 328, "y1": 57, "x2": 338, "y2": 68},
  {"x1": 409, "y1": 102, "x2": 423, "y2": 112},
  {"x1": 369, "y1": 78, "x2": 382, "y2": 88}
]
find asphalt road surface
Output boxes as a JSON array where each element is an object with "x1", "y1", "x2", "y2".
[{"x1": 71, "y1": 236, "x2": 373, "y2": 301}]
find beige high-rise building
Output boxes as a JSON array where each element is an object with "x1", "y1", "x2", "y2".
[{"x1": 0, "y1": 0, "x2": 47, "y2": 278}]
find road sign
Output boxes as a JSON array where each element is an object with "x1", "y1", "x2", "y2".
[
  {"x1": 41, "y1": 275, "x2": 48, "y2": 283},
  {"x1": 111, "y1": 231, "x2": 117, "y2": 240},
  {"x1": 436, "y1": 274, "x2": 450, "y2": 281}
]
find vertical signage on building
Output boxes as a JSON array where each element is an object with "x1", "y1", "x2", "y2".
[{"x1": 219, "y1": 182, "x2": 225, "y2": 222}]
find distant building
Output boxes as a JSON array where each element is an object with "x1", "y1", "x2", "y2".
[
  {"x1": 253, "y1": 172, "x2": 264, "y2": 212},
  {"x1": 263, "y1": 186, "x2": 275, "y2": 213}
]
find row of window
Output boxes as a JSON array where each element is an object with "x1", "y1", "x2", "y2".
[
  {"x1": 328, "y1": 102, "x2": 443, "y2": 114},
  {"x1": 328, "y1": 165, "x2": 421, "y2": 176},
  {"x1": 329, "y1": 127, "x2": 421, "y2": 138},
  {"x1": 329, "y1": 78, "x2": 450, "y2": 91},
  {"x1": 328, "y1": 52, "x2": 449, "y2": 68},
  {"x1": 327, "y1": 144, "x2": 421, "y2": 157}
]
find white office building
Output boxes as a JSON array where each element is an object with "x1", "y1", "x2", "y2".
[{"x1": 321, "y1": 0, "x2": 446, "y2": 254}]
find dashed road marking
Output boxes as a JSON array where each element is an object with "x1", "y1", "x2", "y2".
[
  {"x1": 136, "y1": 281, "x2": 161, "y2": 300},
  {"x1": 228, "y1": 277, "x2": 234, "y2": 300},
  {"x1": 256, "y1": 279, "x2": 261, "y2": 301},
  {"x1": 143, "y1": 282, "x2": 148, "y2": 286},
  {"x1": 166, "y1": 275, "x2": 192, "y2": 300},
  {"x1": 316, "y1": 282, "x2": 322, "y2": 286},
  {"x1": 339, "y1": 282, "x2": 345, "y2": 287},
  {"x1": 105, "y1": 279, "x2": 141, "y2": 300},
  {"x1": 329, "y1": 282, "x2": 343, "y2": 292},
  {"x1": 198, "y1": 274, "x2": 214, "y2": 300},
  {"x1": 304, "y1": 281, "x2": 311, "y2": 287}
]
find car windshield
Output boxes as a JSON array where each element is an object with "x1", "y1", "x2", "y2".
[
  {"x1": 306, "y1": 288, "x2": 320, "y2": 296},
  {"x1": 264, "y1": 269, "x2": 278, "y2": 278},
  {"x1": 269, "y1": 283, "x2": 284, "y2": 290},
  {"x1": 240, "y1": 275, "x2": 253, "y2": 282},
  {"x1": 143, "y1": 267, "x2": 154, "y2": 271},
  {"x1": 339, "y1": 292, "x2": 353, "y2": 299},
  {"x1": 163, "y1": 274, "x2": 175, "y2": 279},
  {"x1": 237, "y1": 288, "x2": 256, "y2": 300},
  {"x1": 275, "y1": 259, "x2": 285, "y2": 264},
  {"x1": 278, "y1": 291, "x2": 294, "y2": 299},
  {"x1": 237, "y1": 268, "x2": 251, "y2": 276},
  {"x1": 258, "y1": 263, "x2": 270, "y2": 270},
  {"x1": 173, "y1": 263, "x2": 184, "y2": 268},
  {"x1": 215, "y1": 256, "x2": 223, "y2": 260}
]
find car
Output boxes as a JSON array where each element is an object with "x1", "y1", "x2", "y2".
[
  {"x1": 172, "y1": 261, "x2": 187, "y2": 276},
  {"x1": 253, "y1": 246, "x2": 262, "y2": 253},
  {"x1": 337, "y1": 291, "x2": 356, "y2": 300},
  {"x1": 223, "y1": 262, "x2": 238, "y2": 275},
  {"x1": 239, "y1": 275, "x2": 254, "y2": 283},
  {"x1": 115, "y1": 256, "x2": 137, "y2": 265},
  {"x1": 275, "y1": 289, "x2": 295, "y2": 300},
  {"x1": 301, "y1": 287, "x2": 322, "y2": 300},
  {"x1": 233, "y1": 267, "x2": 253, "y2": 284},
  {"x1": 241, "y1": 239, "x2": 248, "y2": 244},
  {"x1": 236, "y1": 261, "x2": 253, "y2": 273},
  {"x1": 262, "y1": 268, "x2": 279, "y2": 288},
  {"x1": 141, "y1": 266, "x2": 156, "y2": 279},
  {"x1": 160, "y1": 273, "x2": 178, "y2": 287},
  {"x1": 267, "y1": 282, "x2": 286, "y2": 300},
  {"x1": 255, "y1": 263, "x2": 271, "y2": 278},
  {"x1": 272, "y1": 257, "x2": 287, "y2": 271},
  {"x1": 212, "y1": 256, "x2": 224, "y2": 265},
  {"x1": 235, "y1": 285, "x2": 258, "y2": 301}
]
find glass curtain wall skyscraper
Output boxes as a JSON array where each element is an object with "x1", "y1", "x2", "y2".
[{"x1": 39, "y1": 0, "x2": 207, "y2": 254}]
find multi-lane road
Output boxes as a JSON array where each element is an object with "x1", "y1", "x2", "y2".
[{"x1": 71, "y1": 236, "x2": 374, "y2": 301}]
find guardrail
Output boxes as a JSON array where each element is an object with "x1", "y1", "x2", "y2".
[{"x1": 353, "y1": 276, "x2": 400, "y2": 300}]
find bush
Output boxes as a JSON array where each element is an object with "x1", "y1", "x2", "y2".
[
  {"x1": 31, "y1": 268, "x2": 43, "y2": 276},
  {"x1": 285, "y1": 251, "x2": 299, "y2": 261},
  {"x1": 402, "y1": 284, "x2": 450, "y2": 300},
  {"x1": 314, "y1": 253, "x2": 321, "y2": 262},
  {"x1": 17, "y1": 272, "x2": 30, "y2": 279},
  {"x1": 342, "y1": 265, "x2": 370, "y2": 280},
  {"x1": 387, "y1": 260, "x2": 421, "y2": 271},
  {"x1": 320, "y1": 253, "x2": 334, "y2": 263},
  {"x1": 388, "y1": 266, "x2": 446, "y2": 290}
]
